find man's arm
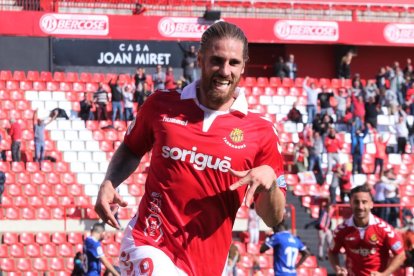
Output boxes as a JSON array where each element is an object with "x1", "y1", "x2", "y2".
[
  {"x1": 295, "y1": 248, "x2": 311, "y2": 268},
  {"x1": 380, "y1": 251, "x2": 406, "y2": 275},
  {"x1": 259, "y1": 243, "x2": 270, "y2": 254},
  {"x1": 95, "y1": 142, "x2": 142, "y2": 229},
  {"x1": 328, "y1": 251, "x2": 347, "y2": 276},
  {"x1": 255, "y1": 186, "x2": 285, "y2": 227},
  {"x1": 100, "y1": 255, "x2": 120, "y2": 276}
]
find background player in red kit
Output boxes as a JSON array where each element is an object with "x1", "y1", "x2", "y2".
[
  {"x1": 94, "y1": 21, "x2": 286, "y2": 275},
  {"x1": 328, "y1": 184, "x2": 405, "y2": 276}
]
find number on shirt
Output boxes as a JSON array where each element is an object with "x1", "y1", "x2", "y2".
[
  {"x1": 284, "y1": 246, "x2": 299, "y2": 267},
  {"x1": 139, "y1": 258, "x2": 154, "y2": 276}
]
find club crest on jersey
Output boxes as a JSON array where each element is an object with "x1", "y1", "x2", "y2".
[
  {"x1": 369, "y1": 234, "x2": 378, "y2": 244},
  {"x1": 223, "y1": 128, "x2": 246, "y2": 149}
]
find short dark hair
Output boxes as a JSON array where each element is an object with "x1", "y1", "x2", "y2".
[
  {"x1": 350, "y1": 184, "x2": 373, "y2": 200},
  {"x1": 91, "y1": 222, "x2": 105, "y2": 233},
  {"x1": 272, "y1": 221, "x2": 287, "y2": 232},
  {"x1": 200, "y1": 21, "x2": 249, "y2": 62}
]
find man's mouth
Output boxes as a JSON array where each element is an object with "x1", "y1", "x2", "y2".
[{"x1": 213, "y1": 79, "x2": 231, "y2": 88}]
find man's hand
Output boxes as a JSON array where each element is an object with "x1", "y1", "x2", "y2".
[
  {"x1": 95, "y1": 180, "x2": 128, "y2": 229},
  {"x1": 336, "y1": 265, "x2": 348, "y2": 276},
  {"x1": 229, "y1": 165, "x2": 276, "y2": 206}
]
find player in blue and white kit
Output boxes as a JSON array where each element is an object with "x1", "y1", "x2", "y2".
[
  {"x1": 260, "y1": 223, "x2": 310, "y2": 275},
  {"x1": 83, "y1": 222, "x2": 120, "y2": 276}
]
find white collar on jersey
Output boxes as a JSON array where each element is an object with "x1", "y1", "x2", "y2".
[
  {"x1": 345, "y1": 213, "x2": 378, "y2": 228},
  {"x1": 180, "y1": 80, "x2": 248, "y2": 116}
]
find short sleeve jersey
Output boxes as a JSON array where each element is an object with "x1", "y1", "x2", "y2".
[
  {"x1": 265, "y1": 231, "x2": 306, "y2": 275},
  {"x1": 123, "y1": 81, "x2": 286, "y2": 275},
  {"x1": 83, "y1": 236, "x2": 104, "y2": 276},
  {"x1": 329, "y1": 214, "x2": 404, "y2": 276}
]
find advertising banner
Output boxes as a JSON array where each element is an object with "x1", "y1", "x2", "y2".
[{"x1": 53, "y1": 39, "x2": 189, "y2": 67}]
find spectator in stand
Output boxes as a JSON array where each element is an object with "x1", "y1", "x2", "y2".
[
  {"x1": 350, "y1": 122, "x2": 368, "y2": 174},
  {"x1": 364, "y1": 79, "x2": 379, "y2": 102},
  {"x1": 133, "y1": 67, "x2": 146, "y2": 106},
  {"x1": 0, "y1": 132, "x2": 5, "y2": 161},
  {"x1": 79, "y1": 92, "x2": 94, "y2": 122},
  {"x1": 351, "y1": 91, "x2": 366, "y2": 130},
  {"x1": 285, "y1": 102, "x2": 302, "y2": 123},
  {"x1": 317, "y1": 85, "x2": 334, "y2": 116},
  {"x1": 385, "y1": 85, "x2": 400, "y2": 116},
  {"x1": 94, "y1": 83, "x2": 109, "y2": 121},
  {"x1": 376, "y1": 67, "x2": 388, "y2": 90},
  {"x1": 365, "y1": 97, "x2": 380, "y2": 129},
  {"x1": 317, "y1": 113, "x2": 334, "y2": 142},
  {"x1": 391, "y1": 66, "x2": 405, "y2": 105},
  {"x1": 338, "y1": 51, "x2": 354, "y2": 79},
  {"x1": 325, "y1": 127, "x2": 342, "y2": 174},
  {"x1": 303, "y1": 76, "x2": 318, "y2": 124},
  {"x1": 329, "y1": 163, "x2": 341, "y2": 204},
  {"x1": 84, "y1": 222, "x2": 120, "y2": 276},
  {"x1": 328, "y1": 184, "x2": 406, "y2": 276},
  {"x1": 408, "y1": 119, "x2": 414, "y2": 152},
  {"x1": 382, "y1": 169, "x2": 403, "y2": 227},
  {"x1": 406, "y1": 82, "x2": 414, "y2": 104},
  {"x1": 165, "y1": 66, "x2": 177, "y2": 90},
  {"x1": 285, "y1": 54, "x2": 297, "y2": 79},
  {"x1": 179, "y1": 44, "x2": 198, "y2": 83},
  {"x1": 351, "y1": 78, "x2": 364, "y2": 98},
  {"x1": 307, "y1": 130, "x2": 323, "y2": 181},
  {"x1": 109, "y1": 77, "x2": 124, "y2": 122},
  {"x1": 225, "y1": 242, "x2": 240, "y2": 276},
  {"x1": 334, "y1": 88, "x2": 348, "y2": 123},
  {"x1": 274, "y1": 56, "x2": 288, "y2": 79},
  {"x1": 152, "y1": 64, "x2": 166, "y2": 90},
  {"x1": 338, "y1": 164, "x2": 352, "y2": 202},
  {"x1": 305, "y1": 201, "x2": 332, "y2": 261},
  {"x1": 248, "y1": 203, "x2": 260, "y2": 245},
  {"x1": 294, "y1": 135, "x2": 308, "y2": 173},
  {"x1": 373, "y1": 179, "x2": 387, "y2": 221},
  {"x1": 373, "y1": 132, "x2": 391, "y2": 176},
  {"x1": 260, "y1": 222, "x2": 310, "y2": 274},
  {"x1": 394, "y1": 109, "x2": 409, "y2": 154},
  {"x1": 71, "y1": 251, "x2": 84, "y2": 276},
  {"x1": 0, "y1": 170, "x2": 5, "y2": 204},
  {"x1": 9, "y1": 118, "x2": 22, "y2": 162},
  {"x1": 122, "y1": 83, "x2": 134, "y2": 121},
  {"x1": 403, "y1": 220, "x2": 414, "y2": 267},
  {"x1": 33, "y1": 109, "x2": 57, "y2": 163},
  {"x1": 403, "y1": 58, "x2": 413, "y2": 77}
]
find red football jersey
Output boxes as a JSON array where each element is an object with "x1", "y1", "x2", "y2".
[
  {"x1": 329, "y1": 214, "x2": 404, "y2": 275},
  {"x1": 123, "y1": 82, "x2": 286, "y2": 275}
]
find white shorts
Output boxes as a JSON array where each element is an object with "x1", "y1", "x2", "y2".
[{"x1": 119, "y1": 216, "x2": 188, "y2": 276}]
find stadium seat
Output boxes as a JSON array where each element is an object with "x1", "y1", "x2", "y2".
[
  {"x1": 0, "y1": 258, "x2": 15, "y2": 272},
  {"x1": 21, "y1": 207, "x2": 36, "y2": 219},
  {"x1": 42, "y1": 243, "x2": 57, "y2": 257},
  {"x1": 106, "y1": 243, "x2": 120, "y2": 257},
  {"x1": 0, "y1": 244, "x2": 8, "y2": 258},
  {"x1": 51, "y1": 232, "x2": 67, "y2": 245},
  {"x1": 58, "y1": 243, "x2": 74, "y2": 257},
  {"x1": 28, "y1": 196, "x2": 44, "y2": 208},
  {"x1": 50, "y1": 257, "x2": 65, "y2": 271},
  {"x1": 51, "y1": 207, "x2": 65, "y2": 219},
  {"x1": 37, "y1": 207, "x2": 51, "y2": 219},
  {"x1": 3, "y1": 232, "x2": 18, "y2": 245},
  {"x1": 33, "y1": 258, "x2": 49, "y2": 271},
  {"x1": 67, "y1": 232, "x2": 83, "y2": 245},
  {"x1": 35, "y1": 232, "x2": 50, "y2": 245},
  {"x1": 23, "y1": 183, "x2": 38, "y2": 197},
  {"x1": 26, "y1": 243, "x2": 41, "y2": 257},
  {"x1": 239, "y1": 255, "x2": 253, "y2": 268},
  {"x1": 9, "y1": 243, "x2": 25, "y2": 258}
]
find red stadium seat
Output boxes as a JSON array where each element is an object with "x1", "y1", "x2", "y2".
[
  {"x1": 33, "y1": 258, "x2": 49, "y2": 271},
  {"x1": 0, "y1": 70, "x2": 12, "y2": 80},
  {"x1": 65, "y1": 71, "x2": 79, "y2": 82},
  {"x1": 51, "y1": 207, "x2": 65, "y2": 219},
  {"x1": 19, "y1": 232, "x2": 35, "y2": 245},
  {"x1": 26, "y1": 161, "x2": 40, "y2": 172},
  {"x1": 10, "y1": 243, "x2": 25, "y2": 258},
  {"x1": 67, "y1": 232, "x2": 83, "y2": 245},
  {"x1": 37, "y1": 207, "x2": 51, "y2": 219},
  {"x1": 35, "y1": 232, "x2": 50, "y2": 245},
  {"x1": 51, "y1": 232, "x2": 67, "y2": 245},
  {"x1": 16, "y1": 258, "x2": 32, "y2": 271},
  {"x1": 50, "y1": 257, "x2": 65, "y2": 271},
  {"x1": 58, "y1": 243, "x2": 74, "y2": 257},
  {"x1": 106, "y1": 243, "x2": 120, "y2": 257},
  {"x1": 23, "y1": 183, "x2": 38, "y2": 197},
  {"x1": 14, "y1": 196, "x2": 28, "y2": 207},
  {"x1": 0, "y1": 244, "x2": 8, "y2": 258},
  {"x1": 27, "y1": 70, "x2": 40, "y2": 81},
  {"x1": 42, "y1": 243, "x2": 57, "y2": 257},
  {"x1": 3, "y1": 232, "x2": 18, "y2": 245},
  {"x1": 26, "y1": 243, "x2": 41, "y2": 257},
  {"x1": 45, "y1": 196, "x2": 59, "y2": 207},
  {"x1": 28, "y1": 196, "x2": 44, "y2": 208},
  {"x1": 0, "y1": 258, "x2": 15, "y2": 272},
  {"x1": 54, "y1": 183, "x2": 68, "y2": 196},
  {"x1": 21, "y1": 207, "x2": 36, "y2": 219}
]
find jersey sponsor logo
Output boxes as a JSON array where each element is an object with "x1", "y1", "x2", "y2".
[
  {"x1": 345, "y1": 236, "x2": 356, "y2": 241},
  {"x1": 384, "y1": 24, "x2": 414, "y2": 44},
  {"x1": 274, "y1": 20, "x2": 339, "y2": 42},
  {"x1": 161, "y1": 145, "x2": 232, "y2": 172},
  {"x1": 391, "y1": 241, "x2": 402, "y2": 251},
  {"x1": 349, "y1": 247, "x2": 374, "y2": 257},
  {"x1": 223, "y1": 128, "x2": 246, "y2": 149},
  {"x1": 40, "y1": 14, "x2": 109, "y2": 35},
  {"x1": 162, "y1": 116, "x2": 188, "y2": 126},
  {"x1": 158, "y1": 17, "x2": 211, "y2": 38}
]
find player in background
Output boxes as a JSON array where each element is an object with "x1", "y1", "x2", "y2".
[
  {"x1": 328, "y1": 184, "x2": 405, "y2": 276},
  {"x1": 260, "y1": 222, "x2": 310, "y2": 275},
  {"x1": 83, "y1": 223, "x2": 120, "y2": 276},
  {"x1": 94, "y1": 21, "x2": 286, "y2": 276}
]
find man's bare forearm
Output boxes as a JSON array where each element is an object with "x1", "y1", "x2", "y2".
[
  {"x1": 383, "y1": 251, "x2": 405, "y2": 275},
  {"x1": 104, "y1": 142, "x2": 142, "y2": 188},
  {"x1": 255, "y1": 186, "x2": 285, "y2": 227}
]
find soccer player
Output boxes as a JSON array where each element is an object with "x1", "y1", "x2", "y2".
[
  {"x1": 260, "y1": 223, "x2": 310, "y2": 275},
  {"x1": 328, "y1": 184, "x2": 406, "y2": 276},
  {"x1": 94, "y1": 21, "x2": 286, "y2": 275},
  {"x1": 83, "y1": 223, "x2": 120, "y2": 276}
]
